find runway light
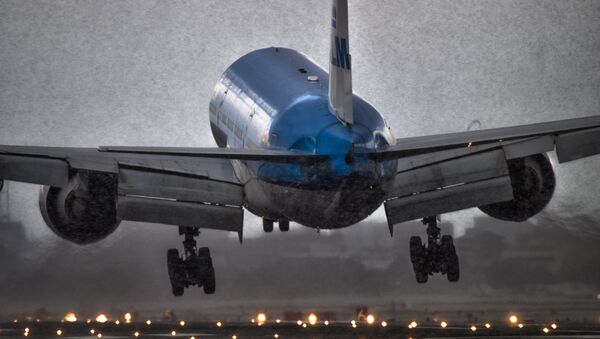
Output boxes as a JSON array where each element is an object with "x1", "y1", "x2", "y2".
[
  {"x1": 518, "y1": 323, "x2": 524, "y2": 329},
  {"x1": 232, "y1": 336, "x2": 237, "y2": 339},
  {"x1": 409, "y1": 321, "x2": 418, "y2": 328},
  {"x1": 97, "y1": 333, "x2": 102, "y2": 338},
  {"x1": 543, "y1": 327, "x2": 550, "y2": 333},
  {"x1": 216, "y1": 322, "x2": 222, "y2": 327},
  {"x1": 440, "y1": 321, "x2": 448, "y2": 328},
  {"x1": 551, "y1": 323, "x2": 557, "y2": 329},
  {"x1": 115, "y1": 320, "x2": 121, "y2": 325},
  {"x1": 171, "y1": 330, "x2": 177, "y2": 336},
  {"x1": 351, "y1": 323, "x2": 357, "y2": 328},
  {"x1": 24, "y1": 328, "x2": 29, "y2": 333},
  {"x1": 509, "y1": 315, "x2": 518, "y2": 324},
  {"x1": 470, "y1": 326, "x2": 477, "y2": 332},
  {"x1": 485, "y1": 323, "x2": 491, "y2": 329},
  {"x1": 296, "y1": 320, "x2": 303, "y2": 326},
  {"x1": 366, "y1": 314, "x2": 375, "y2": 325},
  {"x1": 90, "y1": 329, "x2": 96, "y2": 334},
  {"x1": 324, "y1": 320, "x2": 330, "y2": 326},
  {"x1": 180, "y1": 321, "x2": 185, "y2": 327},
  {"x1": 257, "y1": 313, "x2": 267, "y2": 324},
  {"x1": 86, "y1": 319, "x2": 92, "y2": 324},
  {"x1": 14, "y1": 320, "x2": 18, "y2": 323},
  {"x1": 276, "y1": 319, "x2": 281, "y2": 324},
  {"x1": 124, "y1": 313, "x2": 132, "y2": 323},
  {"x1": 308, "y1": 313, "x2": 317, "y2": 325},
  {"x1": 64, "y1": 312, "x2": 77, "y2": 322},
  {"x1": 381, "y1": 321, "x2": 388, "y2": 327},
  {"x1": 134, "y1": 331, "x2": 140, "y2": 337},
  {"x1": 274, "y1": 334, "x2": 279, "y2": 338},
  {"x1": 56, "y1": 330, "x2": 62, "y2": 336},
  {"x1": 302, "y1": 323, "x2": 307, "y2": 328},
  {"x1": 190, "y1": 337, "x2": 195, "y2": 339},
  {"x1": 23, "y1": 332, "x2": 28, "y2": 337},
  {"x1": 96, "y1": 314, "x2": 108, "y2": 323},
  {"x1": 146, "y1": 320, "x2": 152, "y2": 325}
]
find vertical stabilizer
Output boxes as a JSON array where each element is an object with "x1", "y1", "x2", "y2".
[{"x1": 329, "y1": 0, "x2": 353, "y2": 125}]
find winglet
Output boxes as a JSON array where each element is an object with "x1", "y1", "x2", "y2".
[{"x1": 329, "y1": 0, "x2": 354, "y2": 125}]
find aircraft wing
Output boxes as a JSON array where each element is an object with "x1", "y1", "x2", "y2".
[
  {"x1": 378, "y1": 115, "x2": 600, "y2": 230},
  {"x1": 0, "y1": 145, "x2": 324, "y2": 240}
]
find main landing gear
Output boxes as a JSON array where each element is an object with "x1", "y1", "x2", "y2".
[
  {"x1": 409, "y1": 216, "x2": 459, "y2": 283},
  {"x1": 167, "y1": 226, "x2": 215, "y2": 296},
  {"x1": 263, "y1": 218, "x2": 290, "y2": 232}
]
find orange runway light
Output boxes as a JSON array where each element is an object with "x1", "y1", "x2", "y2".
[
  {"x1": 96, "y1": 314, "x2": 108, "y2": 323},
  {"x1": 64, "y1": 313, "x2": 77, "y2": 323},
  {"x1": 257, "y1": 313, "x2": 267, "y2": 323},
  {"x1": 509, "y1": 315, "x2": 518, "y2": 324},
  {"x1": 440, "y1": 321, "x2": 448, "y2": 328},
  {"x1": 470, "y1": 326, "x2": 477, "y2": 332},
  {"x1": 308, "y1": 313, "x2": 317, "y2": 325},
  {"x1": 518, "y1": 323, "x2": 524, "y2": 328},
  {"x1": 366, "y1": 314, "x2": 375, "y2": 325}
]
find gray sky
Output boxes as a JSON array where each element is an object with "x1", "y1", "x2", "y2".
[{"x1": 1, "y1": 0, "x2": 600, "y2": 316}]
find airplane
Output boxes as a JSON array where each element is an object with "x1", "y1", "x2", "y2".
[{"x1": 1, "y1": 0, "x2": 600, "y2": 296}]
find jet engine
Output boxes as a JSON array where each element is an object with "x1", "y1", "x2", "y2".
[
  {"x1": 39, "y1": 171, "x2": 120, "y2": 244},
  {"x1": 478, "y1": 153, "x2": 556, "y2": 222}
]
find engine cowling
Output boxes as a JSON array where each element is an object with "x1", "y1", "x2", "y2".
[
  {"x1": 39, "y1": 171, "x2": 120, "y2": 244},
  {"x1": 478, "y1": 153, "x2": 556, "y2": 222}
]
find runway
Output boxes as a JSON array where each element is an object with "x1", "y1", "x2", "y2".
[{"x1": 2, "y1": 321, "x2": 600, "y2": 339}]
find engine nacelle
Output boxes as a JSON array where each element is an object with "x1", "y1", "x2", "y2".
[
  {"x1": 478, "y1": 154, "x2": 556, "y2": 222},
  {"x1": 39, "y1": 171, "x2": 120, "y2": 245}
]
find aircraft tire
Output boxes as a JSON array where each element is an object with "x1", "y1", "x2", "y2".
[{"x1": 279, "y1": 219, "x2": 290, "y2": 232}]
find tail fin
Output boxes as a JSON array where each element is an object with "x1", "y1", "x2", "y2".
[{"x1": 329, "y1": 0, "x2": 354, "y2": 125}]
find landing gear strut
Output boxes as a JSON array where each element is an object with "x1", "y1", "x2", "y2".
[
  {"x1": 409, "y1": 216, "x2": 459, "y2": 283},
  {"x1": 167, "y1": 226, "x2": 216, "y2": 296}
]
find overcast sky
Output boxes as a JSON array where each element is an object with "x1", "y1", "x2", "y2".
[{"x1": 1, "y1": 0, "x2": 600, "y2": 316}]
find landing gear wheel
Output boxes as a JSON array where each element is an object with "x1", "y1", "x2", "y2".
[
  {"x1": 167, "y1": 249, "x2": 185, "y2": 296},
  {"x1": 279, "y1": 219, "x2": 290, "y2": 232},
  {"x1": 409, "y1": 236, "x2": 428, "y2": 283},
  {"x1": 203, "y1": 266, "x2": 216, "y2": 294},
  {"x1": 263, "y1": 219, "x2": 274, "y2": 232},
  {"x1": 408, "y1": 216, "x2": 461, "y2": 283},
  {"x1": 441, "y1": 235, "x2": 460, "y2": 282}
]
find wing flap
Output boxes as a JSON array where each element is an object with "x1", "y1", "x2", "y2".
[
  {"x1": 118, "y1": 167, "x2": 243, "y2": 206},
  {"x1": 384, "y1": 176, "x2": 514, "y2": 226},
  {"x1": 117, "y1": 196, "x2": 243, "y2": 241},
  {"x1": 0, "y1": 154, "x2": 69, "y2": 187},
  {"x1": 556, "y1": 127, "x2": 600, "y2": 163},
  {"x1": 389, "y1": 149, "x2": 509, "y2": 199}
]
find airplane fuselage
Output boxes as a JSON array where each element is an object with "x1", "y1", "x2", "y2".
[{"x1": 209, "y1": 48, "x2": 397, "y2": 228}]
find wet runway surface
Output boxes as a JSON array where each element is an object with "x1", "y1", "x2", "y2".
[{"x1": 2, "y1": 322, "x2": 600, "y2": 339}]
